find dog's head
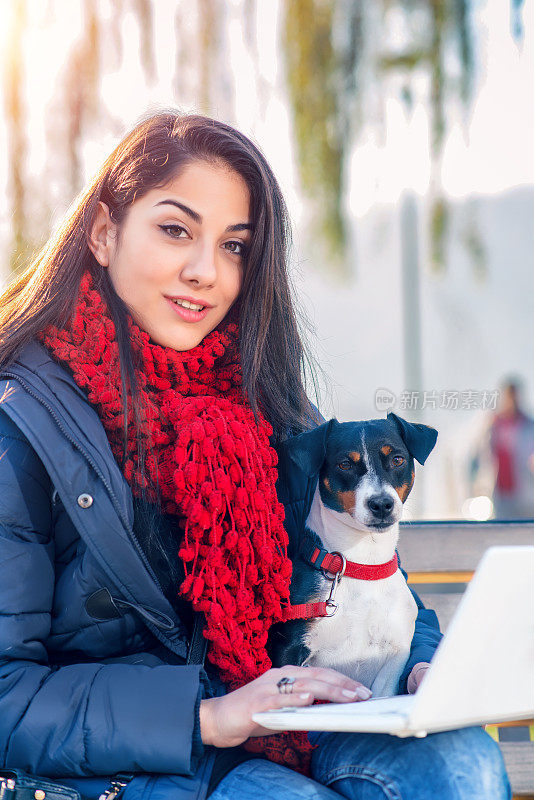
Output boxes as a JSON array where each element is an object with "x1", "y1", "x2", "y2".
[{"x1": 285, "y1": 413, "x2": 438, "y2": 532}]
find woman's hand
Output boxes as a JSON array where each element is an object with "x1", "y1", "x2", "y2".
[
  {"x1": 407, "y1": 661, "x2": 431, "y2": 694},
  {"x1": 199, "y1": 665, "x2": 372, "y2": 748}
]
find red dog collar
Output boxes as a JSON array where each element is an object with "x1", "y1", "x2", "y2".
[
  {"x1": 282, "y1": 550, "x2": 399, "y2": 621},
  {"x1": 311, "y1": 548, "x2": 398, "y2": 580}
]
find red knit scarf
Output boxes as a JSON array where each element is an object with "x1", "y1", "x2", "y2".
[{"x1": 38, "y1": 271, "x2": 314, "y2": 773}]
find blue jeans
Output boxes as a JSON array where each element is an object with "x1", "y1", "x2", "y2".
[{"x1": 210, "y1": 727, "x2": 511, "y2": 799}]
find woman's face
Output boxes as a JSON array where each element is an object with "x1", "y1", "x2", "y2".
[{"x1": 89, "y1": 160, "x2": 252, "y2": 351}]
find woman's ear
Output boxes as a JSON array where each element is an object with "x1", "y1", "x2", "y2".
[{"x1": 87, "y1": 202, "x2": 117, "y2": 267}]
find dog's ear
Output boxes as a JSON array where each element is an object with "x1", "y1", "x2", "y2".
[
  {"x1": 282, "y1": 419, "x2": 338, "y2": 476},
  {"x1": 387, "y1": 412, "x2": 438, "y2": 465}
]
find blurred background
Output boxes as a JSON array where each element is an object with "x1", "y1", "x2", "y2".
[{"x1": 1, "y1": 0, "x2": 533, "y2": 521}]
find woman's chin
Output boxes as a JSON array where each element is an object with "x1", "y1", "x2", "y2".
[{"x1": 145, "y1": 325, "x2": 212, "y2": 352}]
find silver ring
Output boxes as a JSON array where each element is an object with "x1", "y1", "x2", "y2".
[{"x1": 277, "y1": 676, "x2": 296, "y2": 694}]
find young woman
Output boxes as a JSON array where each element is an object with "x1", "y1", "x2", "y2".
[{"x1": 0, "y1": 112, "x2": 510, "y2": 800}]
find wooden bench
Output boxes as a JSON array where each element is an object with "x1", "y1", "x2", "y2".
[{"x1": 397, "y1": 520, "x2": 534, "y2": 799}]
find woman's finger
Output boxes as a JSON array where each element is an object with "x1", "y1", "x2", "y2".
[
  {"x1": 255, "y1": 688, "x2": 315, "y2": 712},
  {"x1": 296, "y1": 665, "x2": 368, "y2": 689},
  {"x1": 275, "y1": 664, "x2": 371, "y2": 695},
  {"x1": 272, "y1": 677, "x2": 371, "y2": 703}
]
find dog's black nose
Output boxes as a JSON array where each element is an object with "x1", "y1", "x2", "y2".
[{"x1": 367, "y1": 494, "x2": 394, "y2": 519}]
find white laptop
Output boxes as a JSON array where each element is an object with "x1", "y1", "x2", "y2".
[{"x1": 254, "y1": 546, "x2": 534, "y2": 738}]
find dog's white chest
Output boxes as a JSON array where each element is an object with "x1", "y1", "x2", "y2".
[{"x1": 303, "y1": 570, "x2": 417, "y2": 695}]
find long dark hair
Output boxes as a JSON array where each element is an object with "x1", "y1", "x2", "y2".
[
  {"x1": 0, "y1": 111, "x2": 318, "y2": 440},
  {"x1": 0, "y1": 112, "x2": 320, "y2": 577}
]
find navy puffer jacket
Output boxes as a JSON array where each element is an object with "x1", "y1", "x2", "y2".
[{"x1": 0, "y1": 340, "x2": 442, "y2": 800}]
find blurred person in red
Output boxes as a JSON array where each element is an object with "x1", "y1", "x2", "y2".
[{"x1": 470, "y1": 377, "x2": 534, "y2": 519}]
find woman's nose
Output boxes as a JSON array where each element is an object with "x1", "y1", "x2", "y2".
[{"x1": 180, "y1": 243, "x2": 217, "y2": 287}]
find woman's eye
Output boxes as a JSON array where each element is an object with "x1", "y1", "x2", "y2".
[
  {"x1": 159, "y1": 224, "x2": 188, "y2": 239},
  {"x1": 224, "y1": 240, "x2": 247, "y2": 257},
  {"x1": 159, "y1": 226, "x2": 247, "y2": 257},
  {"x1": 338, "y1": 460, "x2": 352, "y2": 471},
  {"x1": 392, "y1": 456, "x2": 405, "y2": 467}
]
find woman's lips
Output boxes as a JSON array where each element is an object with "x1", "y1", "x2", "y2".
[{"x1": 165, "y1": 296, "x2": 210, "y2": 322}]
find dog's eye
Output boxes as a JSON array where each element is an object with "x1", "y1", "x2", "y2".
[
  {"x1": 392, "y1": 456, "x2": 405, "y2": 467},
  {"x1": 338, "y1": 460, "x2": 352, "y2": 471}
]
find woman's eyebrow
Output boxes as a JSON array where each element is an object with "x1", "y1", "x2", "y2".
[{"x1": 154, "y1": 199, "x2": 254, "y2": 233}]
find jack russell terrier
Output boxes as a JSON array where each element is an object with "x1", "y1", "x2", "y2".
[{"x1": 269, "y1": 411, "x2": 438, "y2": 697}]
